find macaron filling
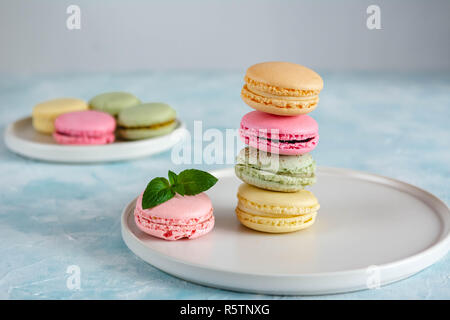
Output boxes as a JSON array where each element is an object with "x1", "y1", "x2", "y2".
[
  {"x1": 242, "y1": 85, "x2": 319, "y2": 109},
  {"x1": 54, "y1": 129, "x2": 113, "y2": 138},
  {"x1": 236, "y1": 207, "x2": 316, "y2": 225},
  {"x1": 235, "y1": 166, "x2": 316, "y2": 192},
  {"x1": 237, "y1": 161, "x2": 316, "y2": 177},
  {"x1": 244, "y1": 77, "x2": 320, "y2": 97},
  {"x1": 236, "y1": 162, "x2": 316, "y2": 179},
  {"x1": 135, "y1": 208, "x2": 213, "y2": 226},
  {"x1": 237, "y1": 194, "x2": 320, "y2": 216},
  {"x1": 259, "y1": 136, "x2": 316, "y2": 144},
  {"x1": 118, "y1": 119, "x2": 175, "y2": 130},
  {"x1": 240, "y1": 124, "x2": 317, "y2": 141},
  {"x1": 240, "y1": 126, "x2": 319, "y2": 153},
  {"x1": 53, "y1": 132, "x2": 115, "y2": 144}
]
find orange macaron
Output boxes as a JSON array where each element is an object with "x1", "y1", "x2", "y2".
[{"x1": 241, "y1": 61, "x2": 323, "y2": 116}]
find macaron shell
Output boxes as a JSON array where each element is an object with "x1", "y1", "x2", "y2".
[
  {"x1": 237, "y1": 183, "x2": 319, "y2": 216},
  {"x1": 54, "y1": 110, "x2": 116, "y2": 136},
  {"x1": 235, "y1": 208, "x2": 317, "y2": 233},
  {"x1": 240, "y1": 111, "x2": 319, "y2": 155},
  {"x1": 32, "y1": 98, "x2": 88, "y2": 134},
  {"x1": 242, "y1": 62, "x2": 322, "y2": 115},
  {"x1": 135, "y1": 193, "x2": 213, "y2": 221},
  {"x1": 32, "y1": 98, "x2": 88, "y2": 117},
  {"x1": 236, "y1": 147, "x2": 316, "y2": 175},
  {"x1": 134, "y1": 193, "x2": 214, "y2": 241},
  {"x1": 53, "y1": 131, "x2": 115, "y2": 145},
  {"x1": 89, "y1": 92, "x2": 141, "y2": 116},
  {"x1": 236, "y1": 183, "x2": 319, "y2": 233},
  {"x1": 241, "y1": 111, "x2": 318, "y2": 137},
  {"x1": 53, "y1": 110, "x2": 116, "y2": 145},
  {"x1": 118, "y1": 103, "x2": 176, "y2": 128},
  {"x1": 235, "y1": 147, "x2": 316, "y2": 191},
  {"x1": 135, "y1": 212, "x2": 214, "y2": 241},
  {"x1": 245, "y1": 61, "x2": 323, "y2": 91},
  {"x1": 32, "y1": 117, "x2": 58, "y2": 135},
  {"x1": 241, "y1": 133, "x2": 319, "y2": 155},
  {"x1": 235, "y1": 165, "x2": 316, "y2": 192}
]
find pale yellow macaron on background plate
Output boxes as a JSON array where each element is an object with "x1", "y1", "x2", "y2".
[
  {"x1": 32, "y1": 98, "x2": 88, "y2": 134},
  {"x1": 241, "y1": 61, "x2": 323, "y2": 116},
  {"x1": 236, "y1": 183, "x2": 320, "y2": 233}
]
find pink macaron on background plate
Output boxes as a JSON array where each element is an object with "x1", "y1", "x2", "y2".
[{"x1": 53, "y1": 110, "x2": 116, "y2": 145}]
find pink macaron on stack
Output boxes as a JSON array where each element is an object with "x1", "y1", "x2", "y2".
[{"x1": 239, "y1": 110, "x2": 319, "y2": 155}]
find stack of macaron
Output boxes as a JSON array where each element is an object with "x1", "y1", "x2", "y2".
[
  {"x1": 235, "y1": 61, "x2": 323, "y2": 233},
  {"x1": 31, "y1": 92, "x2": 177, "y2": 145}
]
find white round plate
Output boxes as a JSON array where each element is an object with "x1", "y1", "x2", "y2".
[
  {"x1": 121, "y1": 167, "x2": 450, "y2": 295},
  {"x1": 4, "y1": 117, "x2": 187, "y2": 163}
]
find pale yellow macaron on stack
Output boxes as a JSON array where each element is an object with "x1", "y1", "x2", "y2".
[
  {"x1": 235, "y1": 61, "x2": 323, "y2": 234},
  {"x1": 236, "y1": 183, "x2": 320, "y2": 233}
]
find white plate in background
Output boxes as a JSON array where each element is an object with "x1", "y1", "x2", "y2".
[{"x1": 4, "y1": 117, "x2": 187, "y2": 163}]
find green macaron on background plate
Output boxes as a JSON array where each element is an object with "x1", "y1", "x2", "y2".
[
  {"x1": 89, "y1": 92, "x2": 141, "y2": 116},
  {"x1": 118, "y1": 102, "x2": 177, "y2": 140}
]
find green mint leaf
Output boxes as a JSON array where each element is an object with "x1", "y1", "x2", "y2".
[
  {"x1": 141, "y1": 170, "x2": 218, "y2": 209},
  {"x1": 173, "y1": 183, "x2": 185, "y2": 196},
  {"x1": 177, "y1": 169, "x2": 218, "y2": 195},
  {"x1": 168, "y1": 170, "x2": 178, "y2": 185},
  {"x1": 142, "y1": 177, "x2": 175, "y2": 209}
]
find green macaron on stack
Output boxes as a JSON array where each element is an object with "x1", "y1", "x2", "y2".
[{"x1": 235, "y1": 147, "x2": 316, "y2": 192}]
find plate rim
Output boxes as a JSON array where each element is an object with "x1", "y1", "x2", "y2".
[{"x1": 121, "y1": 167, "x2": 450, "y2": 279}]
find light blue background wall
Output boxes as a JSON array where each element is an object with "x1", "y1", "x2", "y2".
[{"x1": 1, "y1": 0, "x2": 449, "y2": 74}]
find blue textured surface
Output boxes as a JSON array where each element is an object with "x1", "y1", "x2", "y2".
[{"x1": 0, "y1": 72, "x2": 449, "y2": 299}]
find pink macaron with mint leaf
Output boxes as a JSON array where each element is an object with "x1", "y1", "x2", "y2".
[
  {"x1": 239, "y1": 110, "x2": 319, "y2": 155},
  {"x1": 53, "y1": 110, "x2": 116, "y2": 145},
  {"x1": 134, "y1": 192, "x2": 214, "y2": 241},
  {"x1": 134, "y1": 169, "x2": 218, "y2": 241}
]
